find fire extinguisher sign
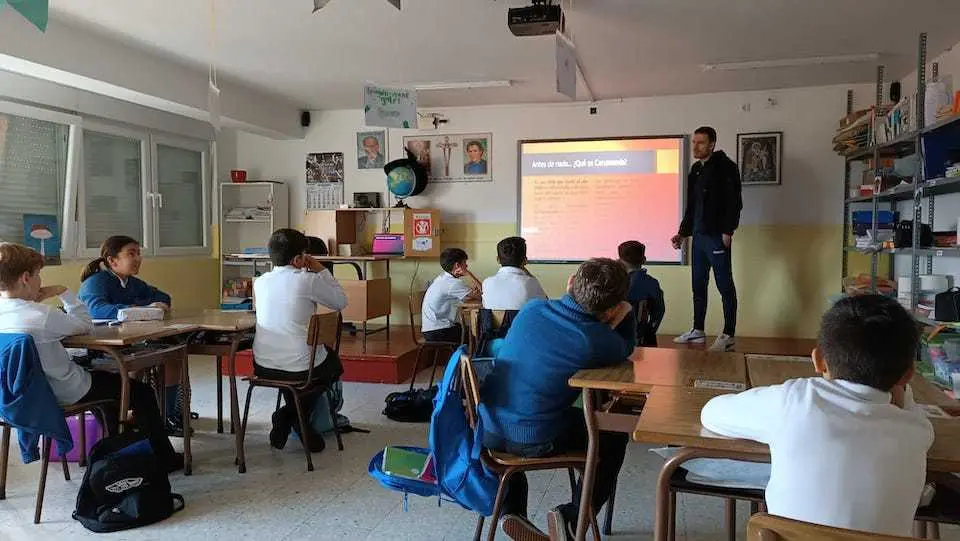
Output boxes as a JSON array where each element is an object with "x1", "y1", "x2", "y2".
[{"x1": 413, "y1": 213, "x2": 432, "y2": 237}]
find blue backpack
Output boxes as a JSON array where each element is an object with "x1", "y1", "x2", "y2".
[{"x1": 428, "y1": 346, "x2": 500, "y2": 516}]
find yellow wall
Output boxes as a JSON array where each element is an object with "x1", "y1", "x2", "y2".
[
  {"x1": 40, "y1": 257, "x2": 221, "y2": 316},
  {"x1": 350, "y1": 223, "x2": 851, "y2": 339}
]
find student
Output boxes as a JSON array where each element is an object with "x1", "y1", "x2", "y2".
[
  {"x1": 0, "y1": 243, "x2": 182, "y2": 471},
  {"x1": 253, "y1": 228, "x2": 348, "y2": 452},
  {"x1": 482, "y1": 236, "x2": 547, "y2": 311},
  {"x1": 700, "y1": 295, "x2": 933, "y2": 537},
  {"x1": 481, "y1": 258, "x2": 635, "y2": 541},
  {"x1": 77, "y1": 235, "x2": 186, "y2": 434},
  {"x1": 420, "y1": 248, "x2": 479, "y2": 343},
  {"x1": 618, "y1": 241, "x2": 665, "y2": 346}
]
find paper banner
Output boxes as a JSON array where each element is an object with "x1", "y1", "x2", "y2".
[
  {"x1": 556, "y1": 32, "x2": 576, "y2": 100},
  {"x1": 0, "y1": 0, "x2": 49, "y2": 32},
  {"x1": 386, "y1": 0, "x2": 401, "y2": 9},
  {"x1": 364, "y1": 84, "x2": 417, "y2": 129}
]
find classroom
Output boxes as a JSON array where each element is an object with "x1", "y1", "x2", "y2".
[{"x1": 2, "y1": 1, "x2": 960, "y2": 540}]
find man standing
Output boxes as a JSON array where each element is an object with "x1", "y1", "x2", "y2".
[{"x1": 670, "y1": 126, "x2": 742, "y2": 351}]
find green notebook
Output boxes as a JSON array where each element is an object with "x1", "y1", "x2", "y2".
[{"x1": 382, "y1": 447, "x2": 430, "y2": 481}]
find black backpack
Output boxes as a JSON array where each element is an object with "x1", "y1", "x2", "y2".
[
  {"x1": 73, "y1": 430, "x2": 184, "y2": 532},
  {"x1": 383, "y1": 386, "x2": 438, "y2": 423}
]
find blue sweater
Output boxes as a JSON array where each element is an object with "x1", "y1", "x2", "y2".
[
  {"x1": 627, "y1": 269, "x2": 665, "y2": 340},
  {"x1": 0, "y1": 334, "x2": 73, "y2": 463},
  {"x1": 78, "y1": 270, "x2": 171, "y2": 320},
  {"x1": 478, "y1": 295, "x2": 636, "y2": 444}
]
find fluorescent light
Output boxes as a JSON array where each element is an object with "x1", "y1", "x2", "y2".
[
  {"x1": 701, "y1": 53, "x2": 880, "y2": 72},
  {"x1": 413, "y1": 80, "x2": 513, "y2": 91}
]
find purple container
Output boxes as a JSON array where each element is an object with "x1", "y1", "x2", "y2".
[{"x1": 52, "y1": 412, "x2": 104, "y2": 463}]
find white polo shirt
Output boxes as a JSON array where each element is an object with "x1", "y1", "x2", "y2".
[
  {"x1": 253, "y1": 266, "x2": 348, "y2": 373},
  {"x1": 421, "y1": 272, "x2": 473, "y2": 333},
  {"x1": 701, "y1": 377, "x2": 934, "y2": 537},
  {"x1": 482, "y1": 266, "x2": 548, "y2": 310}
]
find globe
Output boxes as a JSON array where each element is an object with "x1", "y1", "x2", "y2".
[{"x1": 386, "y1": 164, "x2": 417, "y2": 199}]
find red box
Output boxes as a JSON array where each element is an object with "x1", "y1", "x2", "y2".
[{"x1": 220, "y1": 351, "x2": 254, "y2": 377}]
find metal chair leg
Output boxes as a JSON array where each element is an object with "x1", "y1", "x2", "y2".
[
  {"x1": 724, "y1": 498, "x2": 736, "y2": 541},
  {"x1": 78, "y1": 411, "x2": 87, "y2": 468},
  {"x1": 408, "y1": 346, "x2": 427, "y2": 391},
  {"x1": 216, "y1": 356, "x2": 224, "y2": 434},
  {"x1": 473, "y1": 515, "x2": 485, "y2": 541},
  {"x1": 486, "y1": 469, "x2": 514, "y2": 541},
  {"x1": 567, "y1": 467, "x2": 577, "y2": 495},
  {"x1": 275, "y1": 390, "x2": 282, "y2": 413},
  {"x1": 326, "y1": 392, "x2": 344, "y2": 451},
  {"x1": 35, "y1": 437, "x2": 52, "y2": 524},
  {"x1": 667, "y1": 489, "x2": 677, "y2": 541},
  {"x1": 237, "y1": 383, "x2": 256, "y2": 474},
  {"x1": 0, "y1": 424, "x2": 10, "y2": 500},
  {"x1": 930, "y1": 521, "x2": 941, "y2": 540},
  {"x1": 290, "y1": 391, "x2": 315, "y2": 472},
  {"x1": 60, "y1": 453, "x2": 70, "y2": 482}
]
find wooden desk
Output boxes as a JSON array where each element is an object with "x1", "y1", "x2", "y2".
[
  {"x1": 173, "y1": 311, "x2": 255, "y2": 473},
  {"x1": 309, "y1": 256, "x2": 395, "y2": 353},
  {"x1": 64, "y1": 322, "x2": 198, "y2": 474},
  {"x1": 566, "y1": 347, "x2": 746, "y2": 541},
  {"x1": 746, "y1": 355, "x2": 957, "y2": 408}
]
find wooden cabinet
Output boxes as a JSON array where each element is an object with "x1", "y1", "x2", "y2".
[{"x1": 403, "y1": 208, "x2": 441, "y2": 258}]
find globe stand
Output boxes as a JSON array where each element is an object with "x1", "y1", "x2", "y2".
[{"x1": 393, "y1": 199, "x2": 409, "y2": 208}]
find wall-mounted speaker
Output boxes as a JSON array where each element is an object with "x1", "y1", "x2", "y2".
[
  {"x1": 890, "y1": 82, "x2": 901, "y2": 103},
  {"x1": 300, "y1": 111, "x2": 311, "y2": 128}
]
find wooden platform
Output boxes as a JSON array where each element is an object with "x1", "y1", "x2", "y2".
[
  {"x1": 660, "y1": 335, "x2": 817, "y2": 357},
  {"x1": 338, "y1": 325, "x2": 817, "y2": 384},
  {"x1": 339, "y1": 326, "x2": 420, "y2": 384}
]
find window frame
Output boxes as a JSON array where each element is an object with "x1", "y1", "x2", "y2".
[
  {"x1": 77, "y1": 121, "x2": 152, "y2": 259},
  {"x1": 149, "y1": 133, "x2": 211, "y2": 256},
  {"x1": 0, "y1": 100, "x2": 81, "y2": 259}
]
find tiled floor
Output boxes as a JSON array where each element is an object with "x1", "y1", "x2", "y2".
[{"x1": 1, "y1": 357, "x2": 957, "y2": 540}]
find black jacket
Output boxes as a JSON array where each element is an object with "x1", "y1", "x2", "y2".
[{"x1": 678, "y1": 150, "x2": 743, "y2": 236}]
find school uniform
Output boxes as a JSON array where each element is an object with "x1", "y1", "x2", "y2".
[
  {"x1": 0, "y1": 292, "x2": 176, "y2": 463},
  {"x1": 78, "y1": 269, "x2": 171, "y2": 320},
  {"x1": 481, "y1": 266, "x2": 547, "y2": 311},
  {"x1": 421, "y1": 272, "x2": 472, "y2": 343},
  {"x1": 701, "y1": 378, "x2": 934, "y2": 536}
]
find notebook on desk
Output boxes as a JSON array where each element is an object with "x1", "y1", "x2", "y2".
[{"x1": 371, "y1": 234, "x2": 404, "y2": 255}]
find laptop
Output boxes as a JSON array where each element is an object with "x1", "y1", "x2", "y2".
[{"x1": 371, "y1": 234, "x2": 405, "y2": 256}]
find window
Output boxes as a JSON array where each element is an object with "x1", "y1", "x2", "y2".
[
  {"x1": 0, "y1": 103, "x2": 77, "y2": 262},
  {"x1": 82, "y1": 128, "x2": 146, "y2": 251},
  {"x1": 153, "y1": 138, "x2": 208, "y2": 251}
]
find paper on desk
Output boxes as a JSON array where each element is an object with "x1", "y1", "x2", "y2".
[
  {"x1": 694, "y1": 379, "x2": 746, "y2": 391},
  {"x1": 651, "y1": 447, "x2": 769, "y2": 490}
]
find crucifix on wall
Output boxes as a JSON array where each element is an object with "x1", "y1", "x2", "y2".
[{"x1": 436, "y1": 135, "x2": 458, "y2": 178}]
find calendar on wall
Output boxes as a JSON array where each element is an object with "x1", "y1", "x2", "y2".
[{"x1": 305, "y1": 152, "x2": 344, "y2": 209}]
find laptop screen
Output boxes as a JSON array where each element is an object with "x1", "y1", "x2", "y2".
[{"x1": 372, "y1": 234, "x2": 405, "y2": 255}]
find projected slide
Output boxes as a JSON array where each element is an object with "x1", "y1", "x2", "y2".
[{"x1": 519, "y1": 137, "x2": 684, "y2": 263}]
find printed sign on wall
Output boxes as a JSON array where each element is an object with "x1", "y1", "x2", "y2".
[{"x1": 364, "y1": 84, "x2": 417, "y2": 129}]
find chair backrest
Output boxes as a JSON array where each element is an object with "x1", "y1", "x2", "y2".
[
  {"x1": 305, "y1": 312, "x2": 342, "y2": 381},
  {"x1": 409, "y1": 289, "x2": 426, "y2": 344},
  {"x1": 747, "y1": 514, "x2": 923, "y2": 541},
  {"x1": 458, "y1": 351, "x2": 481, "y2": 431}
]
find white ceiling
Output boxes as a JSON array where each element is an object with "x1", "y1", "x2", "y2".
[{"x1": 48, "y1": 0, "x2": 960, "y2": 110}]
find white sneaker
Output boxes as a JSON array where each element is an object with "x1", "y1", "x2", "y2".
[
  {"x1": 708, "y1": 333, "x2": 735, "y2": 352},
  {"x1": 673, "y1": 329, "x2": 706, "y2": 344}
]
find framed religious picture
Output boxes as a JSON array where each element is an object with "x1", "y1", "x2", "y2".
[
  {"x1": 356, "y1": 130, "x2": 387, "y2": 170},
  {"x1": 737, "y1": 132, "x2": 782, "y2": 186},
  {"x1": 402, "y1": 133, "x2": 493, "y2": 182}
]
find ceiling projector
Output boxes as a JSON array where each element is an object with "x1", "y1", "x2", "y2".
[{"x1": 508, "y1": 0, "x2": 564, "y2": 37}]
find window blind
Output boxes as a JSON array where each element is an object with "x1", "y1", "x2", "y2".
[{"x1": 83, "y1": 131, "x2": 143, "y2": 248}]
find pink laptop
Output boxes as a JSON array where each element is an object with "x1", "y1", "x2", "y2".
[{"x1": 372, "y1": 234, "x2": 405, "y2": 255}]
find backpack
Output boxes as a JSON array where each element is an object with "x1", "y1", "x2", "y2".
[
  {"x1": 73, "y1": 430, "x2": 184, "y2": 533},
  {"x1": 383, "y1": 386, "x2": 437, "y2": 423},
  {"x1": 428, "y1": 346, "x2": 500, "y2": 516}
]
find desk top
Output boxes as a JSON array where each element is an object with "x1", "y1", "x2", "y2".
[
  {"x1": 746, "y1": 355, "x2": 957, "y2": 408},
  {"x1": 632, "y1": 384, "x2": 960, "y2": 472},
  {"x1": 568, "y1": 348, "x2": 747, "y2": 393},
  {"x1": 171, "y1": 311, "x2": 256, "y2": 332},
  {"x1": 64, "y1": 322, "x2": 198, "y2": 347},
  {"x1": 313, "y1": 256, "x2": 402, "y2": 262}
]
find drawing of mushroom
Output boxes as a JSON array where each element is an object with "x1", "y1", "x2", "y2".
[{"x1": 30, "y1": 224, "x2": 53, "y2": 257}]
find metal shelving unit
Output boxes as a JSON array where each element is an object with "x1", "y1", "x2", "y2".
[{"x1": 840, "y1": 33, "x2": 960, "y2": 322}]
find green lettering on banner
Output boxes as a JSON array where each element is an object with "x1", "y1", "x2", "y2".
[{"x1": 0, "y1": 0, "x2": 49, "y2": 32}]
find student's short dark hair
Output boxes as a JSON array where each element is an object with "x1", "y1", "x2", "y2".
[
  {"x1": 695, "y1": 126, "x2": 717, "y2": 144},
  {"x1": 818, "y1": 295, "x2": 919, "y2": 391},
  {"x1": 440, "y1": 248, "x2": 468, "y2": 273},
  {"x1": 497, "y1": 237, "x2": 527, "y2": 268},
  {"x1": 268, "y1": 228, "x2": 308, "y2": 266},
  {"x1": 618, "y1": 241, "x2": 646, "y2": 267},
  {"x1": 570, "y1": 258, "x2": 629, "y2": 316},
  {"x1": 306, "y1": 236, "x2": 328, "y2": 256}
]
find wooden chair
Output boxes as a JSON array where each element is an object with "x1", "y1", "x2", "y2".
[
  {"x1": 406, "y1": 290, "x2": 459, "y2": 391},
  {"x1": 238, "y1": 312, "x2": 344, "y2": 473},
  {"x1": 1, "y1": 401, "x2": 115, "y2": 523},
  {"x1": 463, "y1": 307, "x2": 511, "y2": 358},
  {"x1": 747, "y1": 513, "x2": 925, "y2": 541},
  {"x1": 458, "y1": 351, "x2": 602, "y2": 541}
]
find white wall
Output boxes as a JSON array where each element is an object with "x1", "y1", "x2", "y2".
[{"x1": 234, "y1": 84, "x2": 871, "y2": 227}]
